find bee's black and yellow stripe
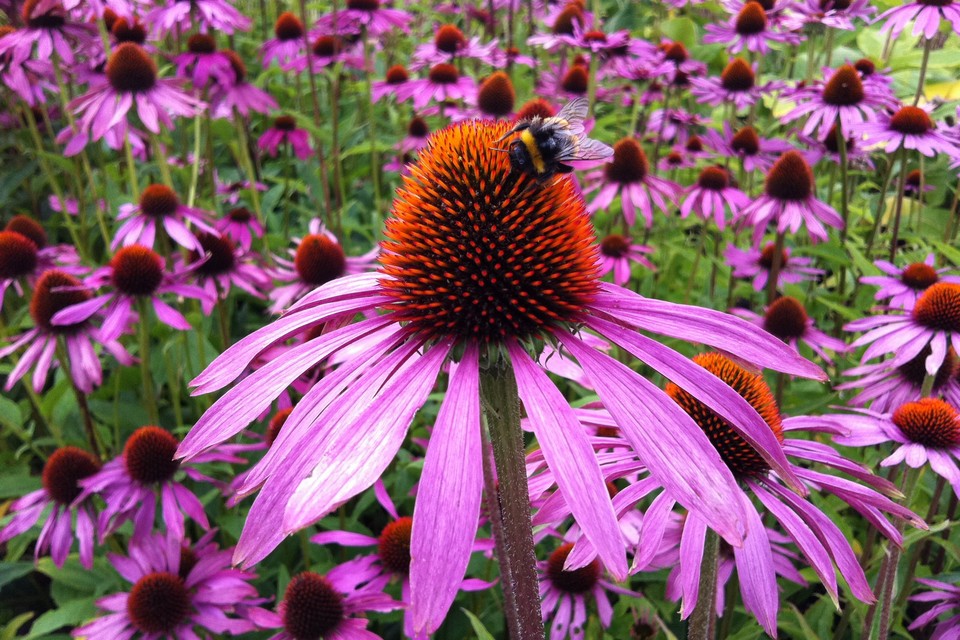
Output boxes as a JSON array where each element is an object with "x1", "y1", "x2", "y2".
[{"x1": 520, "y1": 129, "x2": 546, "y2": 174}]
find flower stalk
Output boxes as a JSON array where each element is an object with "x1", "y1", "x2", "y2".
[{"x1": 688, "y1": 528, "x2": 720, "y2": 640}]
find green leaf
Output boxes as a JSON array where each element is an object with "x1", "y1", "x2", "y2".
[
  {"x1": 0, "y1": 470, "x2": 41, "y2": 499},
  {"x1": 26, "y1": 598, "x2": 97, "y2": 638},
  {"x1": 660, "y1": 17, "x2": 697, "y2": 48},
  {"x1": 461, "y1": 608, "x2": 496, "y2": 640},
  {"x1": 0, "y1": 562, "x2": 35, "y2": 589},
  {"x1": 0, "y1": 613, "x2": 34, "y2": 640},
  {"x1": 0, "y1": 395, "x2": 23, "y2": 432}
]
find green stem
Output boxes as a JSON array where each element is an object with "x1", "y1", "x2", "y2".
[
  {"x1": 124, "y1": 135, "x2": 141, "y2": 200},
  {"x1": 362, "y1": 29, "x2": 383, "y2": 235},
  {"x1": 688, "y1": 528, "x2": 720, "y2": 640},
  {"x1": 56, "y1": 340, "x2": 100, "y2": 456},
  {"x1": 888, "y1": 149, "x2": 910, "y2": 262},
  {"x1": 150, "y1": 132, "x2": 175, "y2": 188},
  {"x1": 913, "y1": 38, "x2": 933, "y2": 106},
  {"x1": 480, "y1": 362, "x2": 545, "y2": 640},
  {"x1": 766, "y1": 231, "x2": 785, "y2": 305},
  {"x1": 138, "y1": 298, "x2": 160, "y2": 424}
]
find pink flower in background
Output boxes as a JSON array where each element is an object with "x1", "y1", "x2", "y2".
[
  {"x1": 259, "y1": 115, "x2": 312, "y2": 160},
  {"x1": 725, "y1": 243, "x2": 824, "y2": 292},
  {"x1": 114, "y1": 184, "x2": 219, "y2": 253},
  {"x1": 595, "y1": 234, "x2": 654, "y2": 285},
  {"x1": 733, "y1": 296, "x2": 847, "y2": 364},
  {"x1": 861, "y1": 254, "x2": 960, "y2": 310}
]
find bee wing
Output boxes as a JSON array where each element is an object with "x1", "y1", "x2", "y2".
[
  {"x1": 554, "y1": 97, "x2": 590, "y2": 136},
  {"x1": 570, "y1": 137, "x2": 615, "y2": 162}
]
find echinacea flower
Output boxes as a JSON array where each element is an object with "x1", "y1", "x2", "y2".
[
  {"x1": 261, "y1": 12, "x2": 306, "y2": 71},
  {"x1": 476, "y1": 71, "x2": 516, "y2": 119},
  {"x1": 0, "y1": 447, "x2": 101, "y2": 568},
  {"x1": 173, "y1": 33, "x2": 235, "y2": 88},
  {"x1": 0, "y1": 215, "x2": 82, "y2": 309},
  {"x1": 585, "y1": 137, "x2": 679, "y2": 228},
  {"x1": 301, "y1": 34, "x2": 365, "y2": 71},
  {"x1": 250, "y1": 557, "x2": 401, "y2": 640},
  {"x1": 875, "y1": 0, "x2": 960, "y2": 39},
  {"x1": 405, "y1": 63, "x2": 477, "y2": 110},
  {"x1": 187, "y1": 232, "x2": 271, "y2": 314},
  {"x1": 527, "y1": 2, "x2": 587, "y2": 51},
  {"x1": 210, "y1": 51, "x2": 279, "y2": 119},
  {"x1": 827, "y1": 398, "x2": 960, "y2": 496},
  {"x1": 855, "y1": 104, "x2": 959, "y2": 158},
  {"x1": 70, "y1": 43, "x2": 204, "y2": 147},
  {"x1": 316, "y1": 0, "x2": 413, "y2": 36},
  {"x1": 372, "y1": 64, "x2": 415, "y2": 102},
  {"x1": 791, "y1": 0, "x2": 875, "y2": 29},
  {"x1": 782, "y1": 63, "x2": 891, "y2": 138},
  {"x1": 909, "y1": 577, "x2": 960, "y2": 637},
  {"x1": 50, "y1": 245, "x2": 208, "y2": 341},
  {"x1": 268, "y1": 219, "x2": 378, "y2": 313},
  {"x1": 703, "y1": 123, "x2": 793, "y2": 173},
  {"x1": 725, "y1": 242, "x2": 824, "y2": 292},
  {"x1": 145, "y1": 0, "x2": 251, "y2": 37},
  {"x1": 838, "y1": 345, "x2": 960, "y2": 412},
  {"x1": 733, "y1": 296, "x2": 847, "y2": 364},
  {"x1": 0, "y1": 270, "x2": 134, "y2": 393},
  {"x1": 680, "y1": 166, "x2": 751, "y2": 231},
  {"x1": 0, "y1": 0, "x2": 96, "y2": 65},
  {"x1": 259, "y1": 115, "x2": 312, "y2": 160},
  {"x1": 78, "y1": 426, "x2": 243, "y2": 541},
  {"x1": 861, "y1": 254, "x2": 960, "y2": 309},
  {"x1": 73, "y1": 530, "x2": 261, "y2": 639},
  {"x1": 846, "y1": 283, "x2": 960, "y2": 375},
  {"x1": 177, "y1": 119, "x2": 824, "y2": 636},
  {"x1": 690, "y1": 57, "x2": 779, "y2": 111},
  {"x1": 114, "y1": 184, "x2": 219, "y2": 253},
  {"x1": 737, "y1": 150, "x2": 844, "y2": 245},
  {"x1": 595, "y1": 235, "x2": 654, "y2": 286},
  {"x1": 399, "y1": 116, "x2": 431, "y2": 153},
  {"x1": 703, "y1": 1, "x2": 801, "y2": 54},
  {"x1": 216, "y1": 207, "x2": 265, "y2": 251},
  {"x1": 539, "y1": 542, "x2": 642, "y2": 640},
  {"x1": 411, "y1": 23, "x2": 498, "y2": 69}
]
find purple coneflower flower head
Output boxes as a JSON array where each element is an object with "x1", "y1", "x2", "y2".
[
  {"x1": 644, "y1": 107, "x2": 706, "y2": 146},
  {"x1": 261, "y1": 12, "x2": 306, "y2": 71},
  {"x1": 301, "y1": 33, "x2": 365, "y2": 71},
  {"x1": 317, "y1": 0, "x2": 413, "y2": 35},
  {"x1": 734, "y1": 296, "x2": 847, "y2": 363},
  {"x1": 216, "y1": 172, "x2": 268, "y2": 205},
  {"x1": 0, "y1": 0, "x2": 97, "y2": 65},
  {"x1": 680, "y1": 166, "x2": 751, "y2": 231},
  {"x1": 704, "y1": 123, "x2": 793, "y2": 173},
  {"x1": 585, "y1": 137, "x2": 679, "y2": 228},
  {"x1": 801, "y1": 123, "x2": 876, "y2": 168},
  {"x1": 690, "y1": 57, "x2": 780, "y2": 111},
  {"x1": 259, "y1": 114, "x2": 312, "y2": 160},
  {"x1": 216, "y1": 206, "x2": 265, "y2": 251},
  {"x1": 830, "y1": 398, "x2": 960, "y2": 495},
  {"x1": 846, "y1": 282, "x2": 960, "y2": 375},
  {"x1": 0, "y1": 446, "x2": 101, "y2": 568},
  {"x1": 595, "y1": 234, "x2": 654, "y2": 286},
  {"x1": 50, "y1": 245, "x2": 208, "y2": 341},
  {"x1": 268, "y1": 219, "x2": 378, "y2": 313},
  {"x1": 654, "y1": 40, "x2": 707, "y2": 83},
  {"x1": 210, "y1": 50, "x2": 279, "y2": 119},
  {"x1": 837, "y1": 344, "x2": 960, "y2": 412},
  {"x1": 372, "y1": 63, "x2": 415, "y2": 101},
  {"x1": 854, "y1": 104, "x2": 959, "y2": 158},
  {"x1": 79, "y1": 426, "x2": 243, "y2": 541},
  {"x1": 875, "y1": 0, "x2": 960, "y2": 39},
  {"x1": 789, "y1": 0, "x2": 875, "y2": 29},
  {"x1": 782, "y1": 63, "x2": 890, "y2": 138},
  {"x1": 903, "y1": 168, "x2": 937, "y2": 198},
  {"x1": 114, "y1": 184, "x2": 219, "y2": 253},
  {"x1": 703, "y1": 1, "x2": 801, "y2": 53},
  {"x1": 177, "y1": 120, "x2": 824, "y2": 636},
  {"x1": 173, "y1": 33, "x2": 235, "y2": 88},
  {"x1": 557, "y1": 23, "x2": 632, "y2": 55},
  {"x1": 73, "y1": 529, "x2": 261, "y2": 639},
  {"x1": 738, "y1": 150, "x2": 844, "y2": 245},
  {"x1": 476, "y1": 71, "x2": 516, "y2": 119},
  {"x1": 0, "y1": 270, "x2": 134, "y2": 393},
  {"x1": 145, "y1": 0, "x2": 251, "y2": 37},
  {"x1": 70, "y1": 43, "x2": 204, "y2": 146},
  {"x1": 861, "y1": 254, "x2": 960, "y2": 309},
  {"x1": 411, "y1": 23, "x2": 498, "y2": 69},
  {"x1": 0, "y1": 215, "x2": 82, "y2": 309},
  {"x1": 186, "y1": 232, "x2": 270, "y2": 314},
  {"x1": 725, "y1": 242, "x2": 824, "y2": 292},
  {"x1": 539, "y1": 542, "x2": 642, "y2": 640},
  {"x1": 251, "y1": 556, "x2": 401, "y2": 640},
  {"x1": 399, "y1": 115, "x2": 431, "y2": 153},
  {"x1": 527, "y1": 1, "x2": 588, "y2": 51},
  {"x1": 909, "y1": 577, "x2": 960, "y2": 638},
  {"x1": 406, "y1": 63, "x2": 477, "y2": 110}
]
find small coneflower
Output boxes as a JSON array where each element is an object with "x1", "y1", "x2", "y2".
[
  {"x1": 703, "y1": 122, "x2": 793, "y2": 173},
  {"x1": 0, "y1": 270, "x2": 134, "y2": 394},
  {"x1": 268, "y1": 218, "x2": 378, "y2": 313},
  {"x1": 680, "y1": 165, "x2": 751, "y2": 230},
  {"x1": 831, "y1": 398, "x2": 960, "y2": 495},
  {"x1": 782, "y1": 63, "x2": 891, "y2": 138},
  {"x1": 690, "y1": 57, "x2": 780, "y2": 110},
  {"x1": 861, "y1": 254, "x2": 960, "y2": 309},
  {"x1": 655, "y1": 40, "x2": 707, "y2": 82},
  {"x1": 595, "y1": 234, "x2": 654, "y2": 286},
  {"x1": 173, "y1": 33, "x2": 235, "y2": 88},
  {"x1": 734, "y1": 295, "x2": 847, "y2": 363},
  {"x1": 725, "y1": 242, "x2": 824, "y2": 291},
  {"x1": 854, "y1": 104, "x2": 959, "y2": 158},
  {"x1": 216, "y1": 206, "x2": 265, "y2": 251},
  {"x1": 847, "y1": 282, "x2": 960, "y2": 375},
  {"x1": 398, "y1": 115, "x2": 430, "y2": 153},
  {"x1": 557, "y1": 23, "x2": 633, "y2": 57},
  {"x1": 114, "y1": 184, "x2": 218, "y2": 253},
  {"x1": 558, "y1": 64, "x2": 590, "y2": 98},
  {"x1": 791, "y1": 0, "x2": 874, "y2": 29},
  {"x1": 254, "y1": 557, "x2": 401, "y2": 640},
  {"x1": 737, "y1": 150, "x2": 844, "y2": 245},
  {"x1": 0, "y1": 216, "x2": 82, "y2": 308},
  {"x1": 539, "y1": 542, "x2": 642, "y2": 640},
  {"x1": 527, "y1": 1, "x2": 587, "y2": 50},
  {"x1": 72, "y1": 530, "x2": 261, "y2": 639},
  {"x1": 411, "y1": 22, "x2": 497, "y2": 68},
  {"x1": 644, "y1": 107, "x2": 706, "y2": 146},
  {"x1": 186, "y1": 232, "x2": 270, "y2": 314},
  {"x1": 179, "y1": 119, "x2": 822, "y2": 636},
  {"x1": 210, "y1": 50, "x2": 279, "y2": 118},
  {"x1": 145, "y1": 0, "x2": 251, "y2": 37},
  {"x1": 0, "y1": 446, "x2": 101, "y2": 568},
  {"x1": 838, "y1": 344, "x2": 960, "y2": 412},
  {"x1": 259, "y1": 114, "x2": 312, "y2": 160},
  {"x1": 0, "y1": 0, "x2": 96, "y2": 65},
  {"x1": 406, "y1": 62, "x2": 477, "y2": 109},
  {"x1": 78, "y1": 426, "x2": 245, "y2": 541},
  {"x1": 70, "y1": 42, "x2": 204, "y2": 146},
  {"x1": 110, "y1": 16, "x2": 147, "y2": 45},
  {"x1": 909, "y1": 578, "x2": 960, "y2": 637},
  {"x1": 703, "y1": 1, "x2": 801, "y2": 53},
  {"x1": 304, "y1": 33, "x2": 365, "y2": 70},
  {"x1": 477, "y1": 70, "x2": 515, "y2": 118},
  {"x1": 216, "y1": 172, "x2": 268, "y2": 205},
  {"x1": 372, "y1": 63, "x2": 415, "y2": 101},
  {"x1": 875, "y1": 0, "x2": 960, "y2": 39},
  {"x1": 317, "y1": 0, "x2": 413, "y2": 35},
  {"x1": 50, "y1": 244, "x2": 208, "y2": 341},
  {"x1": 261, "y1": 11, "x2": 305, "y2": 71},
  {"x1": 585, "y1": 137, "x2": 679, "y2": 228}
]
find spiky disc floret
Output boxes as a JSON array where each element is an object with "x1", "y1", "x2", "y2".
[
  {"x1": 380, "y1": 120, "x2": 600, "y2": 344},
  {"x1": 667, "y1": 352, "x2": 783, "y2": 479}
]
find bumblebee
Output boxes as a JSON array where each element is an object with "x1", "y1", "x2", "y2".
[{"x1": 496, "y1": 97, "x2": 613, "y2": 180}]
